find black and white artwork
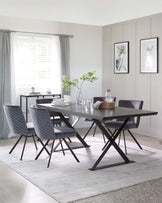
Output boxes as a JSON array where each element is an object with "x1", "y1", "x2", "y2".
[
  {"x1": 114, "y1": 41, "x2": 129, "y2": 74},
  {"x1": 140, "y1": 38, "x2": 158, "y2": 73}
]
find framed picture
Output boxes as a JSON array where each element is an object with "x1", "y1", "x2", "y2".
[
  {"x1": 140, "y1": 37, "x2": 158, "y2": 73},
  {"x1": 114, "y1": 41, "x2": 129, "y2": 74}
]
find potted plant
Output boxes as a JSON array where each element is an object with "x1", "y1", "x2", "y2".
[{"x1": 62, "y1": 71, "x2": 98, "y2": 104}]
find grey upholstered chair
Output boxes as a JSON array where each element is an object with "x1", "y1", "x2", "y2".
[
  {"x1": 36, "y1": 98, "x2": 70, "y2": 126},
  {"x1": 36, "y1": 98, "x2": 62, "y2": 126},
  {"x1": 104, "y1": 100, "x2": 143, "y2": 154},
  {"x1": 83, "y1": 96, "x2": 116, "y2": 141},
  {"x1": 29, "y1": 106, "x2": 79, "y2": 168},
  {"x1": 3, "y1": 105, "x2": 38, "y2": 160}
]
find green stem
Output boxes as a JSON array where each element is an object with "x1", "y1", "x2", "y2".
[{"x1": 80, "y1": 80, "x2": 84, "y2": 90}]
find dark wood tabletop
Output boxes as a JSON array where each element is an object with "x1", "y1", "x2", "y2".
[{"x1": 38, "y1": 103, "x2": 158, "y2": 121}]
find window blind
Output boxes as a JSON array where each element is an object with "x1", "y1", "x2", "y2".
[{"x1": 11, "y1": 33, "x2": 61, "y2": 96}]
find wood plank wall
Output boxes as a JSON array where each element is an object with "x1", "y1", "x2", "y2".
[{"x1": 102, "y1": 13, "x2": 162, "y2": 138}]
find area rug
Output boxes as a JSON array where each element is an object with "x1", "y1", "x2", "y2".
[
  {"x1": 70, "y1": 177, "x2": 162, "y2": 203},
  {"x1": 0, "y1": 135, "x2": 162, "y2": 203}
]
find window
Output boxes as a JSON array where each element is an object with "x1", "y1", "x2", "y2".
[{"x1": 11, "y1": 33, "x2": 61, "y2": 101}]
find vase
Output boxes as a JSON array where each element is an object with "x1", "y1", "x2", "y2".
[{"x1": 76, "y1": 88, "x2": 82, "y2": 105}]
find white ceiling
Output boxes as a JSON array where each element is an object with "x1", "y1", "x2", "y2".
[{"x1": 0, "y1": 0, "x2": 162, "y2": 26}]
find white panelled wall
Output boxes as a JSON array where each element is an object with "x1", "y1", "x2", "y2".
[{"x1": 102, "y1": 13, "x2": 162, "y2": 138}]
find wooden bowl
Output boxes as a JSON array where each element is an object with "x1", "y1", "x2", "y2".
[{"x1": 100, "y1": 101, "x2": 115, "y2": 109}]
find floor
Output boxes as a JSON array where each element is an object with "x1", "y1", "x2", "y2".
[
  {"x1": 0, "y1": 162, "x2": 58, "y2": 203},
  {"x1": 0, "y1": 128, "x2": 162, "y2": 203}
]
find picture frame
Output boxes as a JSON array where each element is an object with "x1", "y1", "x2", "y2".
[
  {"x1": 140, "y1": 37, "x2": 158, "y2": 73},
  {"x1": 114, "y1": 41, "x2": 129, "y2": 74}
]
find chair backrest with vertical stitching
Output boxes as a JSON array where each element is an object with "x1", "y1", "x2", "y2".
[
  {"x1": 36, "y1": 98, "x2": 53, "y2": 104},
  {"x1": 30, "y1": 107, "x2": 55, "y2": 140},
  {"x1": 36, "y1": 98, "x2": 60, "y2": 117},
  {"x1": 118, "y1": 100, "x2": 143, "y2": 127},
  {"x1": 3, "y1": 105, "x2": 28, "y2": 135}
]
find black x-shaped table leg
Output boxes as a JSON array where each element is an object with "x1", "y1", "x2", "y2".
[
  {"x1": 57, "y1": 113, "x2": 90, "y2": 148},
  {"x1": 89, "y1": 117, "x2": 134, "y2": 171}
]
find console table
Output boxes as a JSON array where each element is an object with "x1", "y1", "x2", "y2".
[{"x1": 20, "y1": 93, "x2": 61, "y2": 122}]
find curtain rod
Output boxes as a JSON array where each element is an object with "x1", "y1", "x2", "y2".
[
  {"x1": 0, "y1": 29, "x2": 73, "y2": 38},
  {"x1": 14, "y1": 31, "x2": 73, "y2": 38}
]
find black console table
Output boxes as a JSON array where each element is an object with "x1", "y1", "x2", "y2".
[{"x1": 20, "y1": 93, "x2": 61, "y2": 122}]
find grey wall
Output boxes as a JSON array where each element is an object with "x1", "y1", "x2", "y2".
[
  {"x1": 102, "y1": 13, "x2": 162, "y2": 138},
  {"x1": 0, "y1": 15, "x2": 102, "y2": 128}
]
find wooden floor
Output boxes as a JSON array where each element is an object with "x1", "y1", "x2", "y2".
[
  {"x1": 0, "y1": 162, "x2": 58, "y2": 203},
  {"x1": 0, "y1": 128, "x2": 162, "y2": 203}
]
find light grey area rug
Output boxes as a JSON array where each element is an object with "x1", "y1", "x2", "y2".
[
  {"x1": 0, "y1": 134, "x2": 162, "y2": 203},
  {"x1": 70, "y1": 178, "x2": 162, "y2": 203}
]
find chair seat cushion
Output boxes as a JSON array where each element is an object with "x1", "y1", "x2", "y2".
[
  {"x1": 105, "y1": 121, "x2": 137, "y2": 130},
  {"x1": 51, "y1": 116, "x2": 70, "y2": 124},
  {"x1": 84, "y1": 118, "x2": 93, "y2": 121},
  {"x1": 54, "y1": 127, "x2": 76, "y2": 139},
  {"x1": 26, "y1": 122, "x2": 35, "y2": 134},
  {"x1": 50, "y1": 116, "x2": 62, "y2": 124}
]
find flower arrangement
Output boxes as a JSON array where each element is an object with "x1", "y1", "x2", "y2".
[{"x1": 62, "y1": 71, "x2": 98, "y2": 103}]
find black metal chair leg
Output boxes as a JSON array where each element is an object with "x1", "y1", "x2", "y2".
[
  {"x1": 118, "y1": 132, "x2": 121, "y2": 146},
  {"x1": 83, "y1": 121, "x2": 95, "y2": 140},
  {"x1": 67, "y1": 137, "x2": 72, "y2": 143},
  {"x1": 53, "y1": 140, "x2": 61, "y2": 152},
  {"x1": 32, "y1": 135, "x2": 38, "y2": 150},
  {"x1": 47, "y1": 140, "x2": 55, "y2": 168},
  {"x1": 63, "y1": 138, "x2": 80, "y2": 163},
  {"x1": 127, "y1": 129, "x2": 143, "y2": 149},
  {"x1": 9, "y1": 135, "x2": 23, "y2": 154},
  {"x1": 20, "y1": 136, "x2": 27, "y2": 160},
  {"x1": 35, "y1": 140, "x2": 50, "y2": 160},
  {"x1": 60, "y1": 139, "x2": 65, "y2": 155},
  {"x1": 102, "y1": 133, "x2": 106, "y2": 143},
  {"x1": 93, "y1": 124, "x2": 97, "y2": 137},
  {"x1": 123, "y1": 130, "x2": 127, "y2": 154}
]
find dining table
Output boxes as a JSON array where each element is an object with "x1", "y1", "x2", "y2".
[{"x1": 37, "y1": 103, "x2": 157, "y2": 171}]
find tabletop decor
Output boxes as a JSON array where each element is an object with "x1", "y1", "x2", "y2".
[
  {"x1": 140, "y1": 37, "x2": 158, "y2": 73},
  {"x1": 62, "y1": 71, "x2": 98, "y2": 104},
  {"x1": 99, "y1": 101, "x2": 115, "y2": 109},
  {"x1": 114, "y1": 41, "x2": 129, "y2": 74}
]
